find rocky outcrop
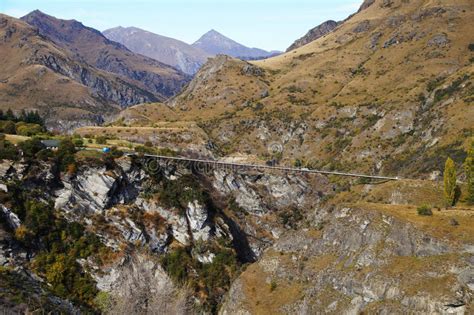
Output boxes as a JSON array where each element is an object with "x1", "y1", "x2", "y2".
[
  {"x1": 220, "y1": 205, "x2": 473, "y2": 314},
  {"x1": 55, "y1": 167, "x2": 125, "y2": 214},
  {"x1": 287, "y1": 20, "x2": 339, "y2": 52},
  {"x1": 358, "y1": 0, "x2": 375, "y2": 12},
  {"x1": 94, "y1": 253, "x2": 191, "y2": 314}
]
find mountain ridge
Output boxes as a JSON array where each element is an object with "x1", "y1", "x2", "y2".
[
  {"x1": 21, "y1": 10, "x2": 190, "y2": 100},
  {"x1": 103, "y1": 26, "x2": 211, "y2": 75},
  {"x1": 192, "y1": 29, "x2": 279, "y2": 59}
]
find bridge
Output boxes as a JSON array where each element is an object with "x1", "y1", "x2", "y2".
[{"x1": 129, "y1": 153, "x2": 400, "y2": 181}]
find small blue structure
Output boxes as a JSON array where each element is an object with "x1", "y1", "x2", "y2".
[{"x1": 102, "y1": 147, "x2": 111, "y2": 153}]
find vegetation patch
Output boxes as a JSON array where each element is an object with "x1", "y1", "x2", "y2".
[{"x1": 417, "y1": 204, "x2": 433, "y2": 216}]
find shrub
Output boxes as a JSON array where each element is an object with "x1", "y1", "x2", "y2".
[
  {"x1": 15, "y1": 122, "x2": 43, "y2": 136},
  {"x1": 160, "y1": 247, "x2": 193, "y2": 284},
  {"x1": 0, "y1": 137, "x2": 19, "y2": 160},
  {"x1": 469, "y1": 43, "x2": 474, "y2": 51},
  {"x1": 96, "y1": 136, "x2": 107, "y2": 145},
  {"x1": 0, "y1": 120, "x2": 16, "y2": 134},
  {"x1": 278, "y1": 207, "x2": 304, "y2": 229},
  {"x1": 417, "y1": 205, "x2": 433, "y2": 216},
  {"x1": 159, "y1": 175, "x2": 207, "y2": 211},
  {"x1": 73, "y1": 139, "x2": 84, "y2": 147},
  {"x1": 19, "y1": 138, "x2": 44, "y2": 158},
  {"x1": 270, "y1": 279, "x2": 278, "y2": 292},
  {"x1": 56, "y1": 138, "x2": 77, "y2": 172}
]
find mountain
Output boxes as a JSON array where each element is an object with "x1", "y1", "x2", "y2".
[
  {"x1": 0, "y1": 14, "x2": 126, "y2": 130},
  {"x1": 192, "y1": 29, "x2": 278, "y2": 59},
  {"x1": 286, "y1": 20, "x2": 339, "y2": 51},
  {"x1": 103, "y1": 26, "x2": 211, "y2": 75},
  {"x1": 161, "y1": 0, "x2": 474, "y2": 179},
  {"x1": 21, "y1": 10, "x2": 190, "y2": 102}
]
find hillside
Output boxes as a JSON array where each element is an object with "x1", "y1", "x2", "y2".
[
  {"x1": 149, "y1": 0, "x2": 474, "y2": 178},
  {"x1": 21, "y1": 11, "x2": 190, "y2": 101},
  {"x1": 103, "y1": 26, "x2": 211, "y2": 75},
  {"x1": 192, "y1": 29, "x2": 278, "y2": 60},
  {"x1": 0, "y1": 14, "x2": 124, "y2": 130}
]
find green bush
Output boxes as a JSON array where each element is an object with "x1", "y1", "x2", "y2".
[
  {"x1": 159, "y1": 175, "x2": 208, "y2": 211},
  {"x1": 0, "y1": 120, "x2": 16, "y2": 134},
  {"x1": 417, "y1": 205, "x2": 433, "y2": 216},
  {"x1": 15, "y1": 122, "x2": 43, "y2": 136},
  {"x1": 12, "y1": 200, "x2": 103, "y2": 308},
  {"x1": 465, "y1": 139, "x2": 474, "y2": 204},
  {"x1": 160, "y1": 247, "x2": 193, "y2": 284},
  {"x1": 0, "y1": 136, "x2": 19, "y2": 160},
  {"x1": 19, "y1": 138, "x2": 44, "y2": 158},
  {"x1": 95, "y1": 136, "x2": 107, "y2": 145},
  {"x1": 278, "y1": 207, "x2": 304, "y2": 229},
  {"x1": 73, "y1": 139, "x2": 84, "y2": 147}
]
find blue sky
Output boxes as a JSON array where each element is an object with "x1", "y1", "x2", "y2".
[{"x1": 1, "y1": 0, "x2": 361, "y2": 51}]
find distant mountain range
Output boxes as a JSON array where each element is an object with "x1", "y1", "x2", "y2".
[
  {"x1": 191, "y1": 29, "x2": 280, "y2": 60},
  {"x1": 103, "y1": 28, "x2": 280, "y2": 74},
  {"x1": 103, "y1": 27, "x2": 211, "y2": 75}
]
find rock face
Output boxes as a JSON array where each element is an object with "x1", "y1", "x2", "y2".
[
  {"x1": 1, "y1": 156, "x2": 473, "y2": 312},
  {"x1": 55, "y1": 167, "x2": 129, "y2": 214},
  {"x1": 286, "y1": 20, "x2": 339, "y2": 52},
  {"x1": 220, "y1": 205, "x2": 474, "y2": 314},
  {"x1": 103, "y1": 26, "x2": 211, "y2": 75},
  {"x1": 94, "y1": 254, "x2": 190, "y2": 314}
]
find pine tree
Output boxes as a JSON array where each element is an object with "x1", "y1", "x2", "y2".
[
  {"x1": 465, "y1": 140, "x2": 474, "y2": 204},
  {"x1": 5, "y1": 108, "x2": 15, "y2": 121},
  {"x1": 444, "y1": 157, "x2": 457, "y2": 206}
]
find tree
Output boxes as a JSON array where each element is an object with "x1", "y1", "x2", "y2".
[
  {"x1": 56, "y1": 138, "x2": 77, "y2": 171},
  {"x1": 96, "y1": 136, "x2": 107, "y2": 145},
  {"x1": 19, "y1": 138, "x2": 44, "y2": 158},
  {"x1": 5, "y1": 108, "x2": 15, "y2": 121},
  {"x1": 465, "y1": 140, "x2": 474, "y2": 204},
  {"x1": 444, "y1": 157, "x2": 457, "y2": 206},
  {"x1": 0, "y1": 120, "x2": 16, "y2": 134}
]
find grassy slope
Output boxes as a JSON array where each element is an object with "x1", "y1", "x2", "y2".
[{"x1": 111, "y1": 0, "x2": 473, "y2": 177}]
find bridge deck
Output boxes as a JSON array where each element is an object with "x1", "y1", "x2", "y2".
[{"x1": 133, "y1": 153, "x2": 400, "y2": 181}]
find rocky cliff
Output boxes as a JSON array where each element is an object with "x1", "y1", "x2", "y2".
[
  {"x1": 1, "y1": 150, "x2": 473, "y2": 313},
  {"x1": 286, "y1": 20, "x2": 339, "y2": 52},
  {"x1": 0, "y1": 152, "x2": 328, "y2": 312}
]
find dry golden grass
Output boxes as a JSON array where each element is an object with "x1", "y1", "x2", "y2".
[
  {"x1": 355, "y1": 202, "x2": 474, "y2": 243},
  {"x1": 240, "y1": 263, "x2": 304, "y2": 315},
  {"x1": 4, "y1": 134, "x2": 30, "y2": 144},
  {"x1": 126, "y1": 0, "x2": 474, "y2": 177}
]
